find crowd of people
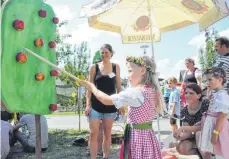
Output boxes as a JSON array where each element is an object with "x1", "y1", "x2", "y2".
[
  {"x1": 160, "y1": 37, "x2": 229, "y2": 159},
  {"x1": 1, "y1": 36, "x2": 229, "y2": 159},
  {"x1": 81, "y1": 36, "x2": 229, "y2": 159}
]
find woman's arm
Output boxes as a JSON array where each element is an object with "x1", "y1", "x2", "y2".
[
  {"x1": 195, "y1": 69, "x2": 202, "y2": 88},
  {"x1": 115, "y1": 64, "x2": 122, "y2": 93},
  {"x1": 86, "y1": 65, "x2": 96, "y2": 108},
  {"x1": 182, "y1": 125, "x2": 201, "y2": 133}
]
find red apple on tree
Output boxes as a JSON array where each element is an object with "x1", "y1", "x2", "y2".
[
  {"x1": 48, "y1": 41, "x2": 56, "y2": 48},
  {"x1": 50, "y1": 70, "x2": 58, "y2": 76},
  {"x1": 34, "y1": 38, "x2": 44, "y2": 47},
  {"x1": 38, "y1": 9, "x2": 47, "y2": 18},
  {"x1": 52, "y1": 17, "x2": 59, "y2": 24},
  {"x1": 16, "y1": 52, "x2": 27, "y2": 64},
  {"x1": 49, "y1": 104, "x2": 57, "y2": 111},
  {"x1": 13, "y1": 19, "x2": 24, "y2": 31},
  {"x1": 35, "y1": 73, "x2": 45, "y2": 81}
]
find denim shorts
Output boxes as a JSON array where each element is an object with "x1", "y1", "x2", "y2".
[{"x1": 89, "y1": 108, "x2": 116, "y2": 120}]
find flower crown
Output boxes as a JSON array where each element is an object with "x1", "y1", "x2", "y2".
[
  {"x1": 126, "y1": 56, "x2": 154, "y2": 73},
  {"x1": 204, "y1": 68, "x2": 226, "y2": 82}
]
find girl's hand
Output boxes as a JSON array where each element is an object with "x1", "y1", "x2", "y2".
[
  {"x1": 211, "y1": 134, "x2": 218, "y2": 145},
  {"x1": 79, "y1": 80, "x2": 95, "y2": 92}
]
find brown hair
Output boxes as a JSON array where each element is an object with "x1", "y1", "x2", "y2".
[
  {"x1": 185, "y1": 58, "x2": 195, "y2": 65},
  {"x1": 185, "y1": 83, "x2": 202, "y2": 101},
  {"x1": 101, "y1": 44, "x2": 114, "y2": 56}
]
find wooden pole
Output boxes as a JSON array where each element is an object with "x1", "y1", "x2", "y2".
[
  {"x1": 35, "y1": 115, "x2": 42, "y2": 159},
  {"x1": 147, "y1": 0, "x2": 161, "y2": 147},
  {"x1": 77, "y1": 87, "x2": 81, "y2": 131}
]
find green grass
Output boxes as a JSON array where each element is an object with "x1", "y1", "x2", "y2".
[
  {"x1": 46, "y1": 112, "x2": 84, "y2": 116},
  {"x1": 8, "y1": 129, "x2": 121, "y2": 159}
]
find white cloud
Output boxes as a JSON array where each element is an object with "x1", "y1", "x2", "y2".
[
  {"x1": 157, "y1": 59, "x2": 186, "y2": 79},
  {"x1": 52, "y1": 5, "x2": 73, "y2": 35},
  {"x1": 157, "y1": 56, "x2": 200, "y2": 80},
  {"x1": 53, "y1": 5, "x2": 73, "y2": 21},
  {"x1": 65, "y1": 23, "x2": 120, "y2": 45},
  {"x1": 157, "y1": 59, "x2": 172, "y2": 78},
  {"x1": 219, "y1": 28, "x2": 229, "y2": 37},
  {"x1": 189, "y1": 27, "x2": 229, "y2": 47},
  {"x1": 66, "y1": 23, "x2": 100, "y2": 44},
  {"x1": 188, "y1": 32, "x2": 205, "y2": 46}
]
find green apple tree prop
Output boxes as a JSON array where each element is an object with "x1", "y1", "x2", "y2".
[{"x1": 1, "y1": 0, "x2": 59, "y2": 158}]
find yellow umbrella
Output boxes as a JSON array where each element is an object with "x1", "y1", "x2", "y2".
[{"x1": 85, "y1": 0, "x2": 228, "y2": 46}]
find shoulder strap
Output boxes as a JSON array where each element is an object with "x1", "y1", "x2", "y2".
[
  {"x1": 93, "y1": 64, "x2": 99, "y2": 82},
  {"x1": 112, "y1": 63, "x2": 116, "y2": 74},
  {"x1": 95, "y1": 63, "x2": 99, "y2": 73},
  {"x1": 193, "y1": 68, "x2": 197, "y2": 75}
]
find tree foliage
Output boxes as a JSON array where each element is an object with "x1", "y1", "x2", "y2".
[
  {"x1": 55, "y1": 21, "x2": 74, "y2": 65},
  {"x1": 198, "y1": 29, "x2": 219, "y2": 71},
  {"x1": 54, "y1": 19, "x2": 91, "y2": 110},
  {"x1": 58, "y1": 41, "x2": 90, "y2": 89}
]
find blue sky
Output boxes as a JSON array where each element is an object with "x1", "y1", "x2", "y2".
[{"x1": 46, "y1": 0, "x2": 229, "y2": 79}]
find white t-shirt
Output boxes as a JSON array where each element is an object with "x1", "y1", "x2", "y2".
[
  {"x1": 1, "y1": 120, "x2": 13, "y2": 159},
  {"x1": 19, "y1": 115, "x2": 48, "y2": 148}
]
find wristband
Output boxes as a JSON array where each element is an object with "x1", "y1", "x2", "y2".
[{"x1": 213, "y1": 130, "x2": 219, "y2": 135}]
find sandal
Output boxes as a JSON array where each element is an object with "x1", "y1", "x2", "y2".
[{"x1": 97, "y1": 152, "x2": 103, "y2": 157}]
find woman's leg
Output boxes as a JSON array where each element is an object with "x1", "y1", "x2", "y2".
[
  {"x1": 89, "y1": 108, "x2": 103, "y2": 159},
  {"x1": 89, "y1": 119, "x2": 101, "y2": 159},
  {"x1": 87, "y1": 122, "x2": 103, "y2": 157},
  {"x1": 97, "y1": 121, "x2": 104, "y2": 155},
  {"x1": 102, "y1": 113, "x2": 115, "y2": 158}
]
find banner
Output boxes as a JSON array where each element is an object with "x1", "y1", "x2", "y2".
[{"x1": 79, "y1": 0, "x2": 120, "y2": 18}]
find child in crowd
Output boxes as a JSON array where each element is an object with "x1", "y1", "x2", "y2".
[
  {"x1": 168, "y1": 77, "x2": 181, "y2": 134},
  {"x1": 80, "y1": 56, "x2": 164, "y2": 159},
  {"x1": 198, "y1": 67, "x2": 229, "y2": 159},
  {"x1": 163, "y1": 80, "x2": 171, "y2": 114}
]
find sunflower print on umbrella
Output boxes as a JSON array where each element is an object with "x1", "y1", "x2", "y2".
[{"x1": 133, "y1": 16, "x2": 150, "y2": 32}]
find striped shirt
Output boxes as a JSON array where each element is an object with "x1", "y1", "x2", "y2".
[{"x1": 214, "y1": 53, "x2": 229, "y2": 92}]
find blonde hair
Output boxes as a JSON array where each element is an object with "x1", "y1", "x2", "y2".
[
  {"x1": 140, "y1": 56, "x2": 165, "y2": 114},
  {"x1": 168, "y1": 77, "x2": 177, "y2": 84}
]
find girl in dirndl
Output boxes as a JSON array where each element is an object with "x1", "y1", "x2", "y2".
[
  {"x1": 198, "y1": 67, "x2": 229, "y2": 159},
  {"x1": 80, "y1": 56, "x2": 164, "y2": 159}
]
